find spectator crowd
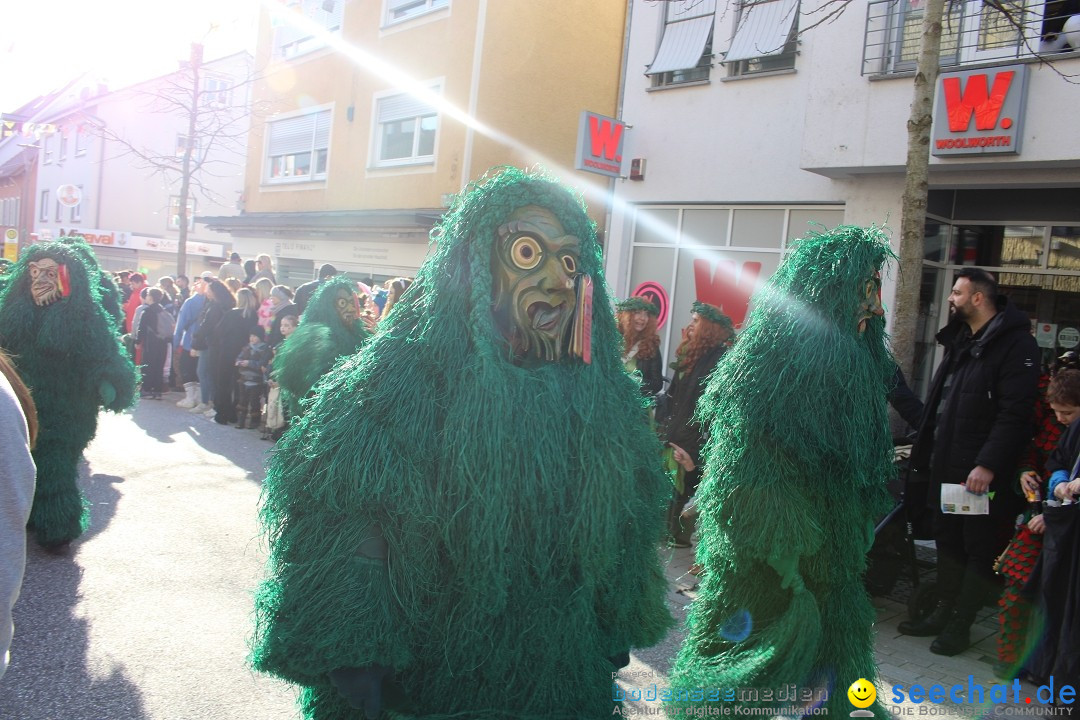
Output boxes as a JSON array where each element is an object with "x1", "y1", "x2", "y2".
[{"x1": 114, "y1": 252, "x2": 410, "y2": 440}]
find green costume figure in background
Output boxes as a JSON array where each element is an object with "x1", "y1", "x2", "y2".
[
  {"x1": 0, "y1": 240, "x2": 137, "y2": 549},
  {"x1": 273, "y1": 274, "x2": 371, "y2": 416},
  {"x1": 252, "y1": 168, "x2": 672, "y2": 719},
  {"x1": 59, "y1": 237, "x2": 126, "y2": 332},
  {"x1": 669, "y1": 226, "x2": 897, "y2": 717}
]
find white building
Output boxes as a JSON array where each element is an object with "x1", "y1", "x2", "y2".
[
  {"x1": 606, "y1": 0, "x2": 1080, "y2": 394},
  {"x1": 32, "y1": 51, "x2": 252, "y2": 279}
]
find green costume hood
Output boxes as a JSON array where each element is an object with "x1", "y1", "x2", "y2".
[
  {"x1": 253, "y1": 168, "x2": 672, "y2": 719},
  {"x1": 671, "y1": 226, "x2": 898, "y2": 717},
  {"x1": 273, "y1": 274, "x2": 371, "y2": 416}
]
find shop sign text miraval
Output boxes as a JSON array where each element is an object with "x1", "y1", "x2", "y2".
[{"x1": 931, "y1": 65, "x2": 1029, "y2": 157}]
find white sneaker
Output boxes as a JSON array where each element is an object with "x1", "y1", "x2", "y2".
[
  {"x1": 203, "y1": 408, "x2": 217, "y2": 418},
  {"x1": 189, "y1": 402, "x2": 209, "y2": 413},
  {"x1": 176, "y1": 398, "x2": 196, "y2": 409}
]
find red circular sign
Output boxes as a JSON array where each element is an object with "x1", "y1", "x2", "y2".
[{"x1": 631, "y1": 281, "x2": 669, "y2": 330}]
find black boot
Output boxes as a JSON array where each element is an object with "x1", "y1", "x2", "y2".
[
  {"x1": 897, "y1": 601, "x2": 953, "y2": 636},
  {"x1": 930, "y1": 612, "x2": 974, "y2": 656}
]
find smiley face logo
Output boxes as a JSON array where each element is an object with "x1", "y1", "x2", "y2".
[{"x1": 847, "y1": 678, "x2": 876, "y2": 709}]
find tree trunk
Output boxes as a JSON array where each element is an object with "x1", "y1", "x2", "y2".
[
  {"x1": 893, "y1": 0, "x2": 945, "y2": 383},
  {"x1": 177, "y1": 42, "x2": 203, "y2": 277}
]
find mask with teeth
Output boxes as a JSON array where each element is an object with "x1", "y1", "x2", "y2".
[
  {"x1": 490, "y1": 205, "x2": 581, "y2": 366},
  {"x1": 29, "y1": 258, "x2": 66, "y2": 306}
]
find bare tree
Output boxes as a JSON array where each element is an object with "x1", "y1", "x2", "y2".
[{"x1": 91, "y1": 44, "x2": 270, "y2": 275}]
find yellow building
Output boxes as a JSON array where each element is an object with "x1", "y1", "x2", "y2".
[{"x1": 202, "y1": 0, "x2": 628, "y2": 287}]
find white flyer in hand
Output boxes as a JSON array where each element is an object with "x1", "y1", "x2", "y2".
[{"x1": 940, "y1": 483, "x2": 990, "y2": 515}]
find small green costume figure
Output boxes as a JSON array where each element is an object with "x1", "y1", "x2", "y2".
[
  {"x1": 273, "y1": 274, "x2": 371, "y2": 417},
  {"x1": 252, "y1": 168, "x2": 672, "y2": 719},
  {"x1": 669, "y1": 226, "x2": 896, "y2": 717},
  {"x1": 0, "y1": 240, "x2": 137, "y2": 549}
]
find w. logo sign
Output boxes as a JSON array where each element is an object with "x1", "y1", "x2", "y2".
[{"x1": 932, "y1": 64, "x2": 1028, "y2": 157}]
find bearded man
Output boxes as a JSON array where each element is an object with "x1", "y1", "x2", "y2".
[
  {"x1": 251, "y1": 169, "x2": 672, "y2": 719},
  {"x1": 669, "y1": 226, "x2": 897, "y2": 718},
  {"x1": 0, "y1": 240, "x2": 137, "y2": 550}
]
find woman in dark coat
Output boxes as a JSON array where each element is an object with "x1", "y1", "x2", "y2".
[
  {"x1": 191, "y1": 280, "x2": 235, "y2": 421},
  {"x1": 210, "y1": 287, "x2": 256, "y2": 425},
  {"x1": 136, "y1": 288, "x2": 170, "y2": 399},
  {"x1": 657, "y1": 302, "x2": 734, "y2": 547},
  {"x1": 615, "y1": 297, "x2": 664, "y2": 400}
]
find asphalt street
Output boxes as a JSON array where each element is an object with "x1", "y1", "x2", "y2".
[
  {"x1": 0, "y1": 394, "x2": 297, "y2": 720},
  {"x1": 0, "y1": 392, "x2": 1064, "y2": 720}
]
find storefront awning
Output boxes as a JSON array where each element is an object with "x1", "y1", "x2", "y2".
[{"x1": 723, "y1": 0, "x2": 799, "y2": 63}]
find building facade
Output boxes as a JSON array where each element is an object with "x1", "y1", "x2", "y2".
[
  {"x1": 30, "y1": 52, "x2": 252, "y2": 279},
  {"x1": 606, "y1": 0, "x2": 1080, "y2": 394},
  {"x1": 201, "y1": 0, "x2": 628, "y2": 288}
]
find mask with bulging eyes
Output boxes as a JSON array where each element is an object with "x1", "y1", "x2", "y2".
[
  {"x1": 334, "y1": 288, "x2": 359, "y2": 326},
  {"x1": 29, "y1": 258, "x2": 68, "y2": 306},
  {"x1": 490, "y1": 205, "x2": 582, "y2": 366}
]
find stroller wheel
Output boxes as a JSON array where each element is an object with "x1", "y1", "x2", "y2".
[{"x1": 907, "y1": 580, "x2": 940, "y2": 621}]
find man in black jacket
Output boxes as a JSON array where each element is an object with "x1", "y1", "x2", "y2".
[
  {"x1": 293, "y1": 263, "x2": 338, "y2": 316},
  {"x1": 899, "y1": 268, "x2": 1039, "y2": 655}
]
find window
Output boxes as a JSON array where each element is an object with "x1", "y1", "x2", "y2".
[
  {"x1": 202, "y1": 77, "x2": 231, "y2": 107},
  {"x1": 175, "y1": 134, "x2": 202, "y2": 160},
  {"x1": 265, "y1": 108, "x2": 331, "y2": 182},
  {"x1": 373, "y1": 89, "x2": 439, "y2": 167},
  {"x1": 273, "y1": 0, "x2": 344, "y2": 59},
  {"x1": 59, "y1": 132, "x2": 68, "y2": 162},
  {"x1": 75, "y1": 125, "x2": 87, "y2": 156},
  {"x1": 70, "y1": 186, "x2": 82, "y2": 223},
  {"x1": 168, "y1": 196, "x2": 196, "y2": 231},
  {"x1": 42, "y1": 133, "x2": 53, "y2": 164},
  {"x1": 384, "y1": 0, "x2": 448, "y2": 25},
  {"x1": 647, "y1": 0, "x2": 716, "y2": 87},
  {"x1": 724, "y1": 0, "x2": 800, "y2": 76},
  {"x1": 55, "y1": 197, "x2": 63, "y2": 222},
  {"x1": 863, "y1": 0, "x2": 1069, "y2": 76},
  {"x1": 39, "y1": 190, "x2": 49, "y2": 221}
]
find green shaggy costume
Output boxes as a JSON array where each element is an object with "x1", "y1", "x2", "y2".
[
  {"x1": 0, "y1": 240, "x2": 137, "y2": 548},
  {"x1": 669, "y1": 226, "x2": 897, "y2": 717},
  {"x1": 273, "y1": 274, "x2": 371, "y2": 417},
  {"x1": 252, "y1": 168, "x2": 672, "y2": 719}
]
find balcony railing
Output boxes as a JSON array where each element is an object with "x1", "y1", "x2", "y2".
[{"x1": 863, "y1": 0, "x2": 1080, "y2": 76}]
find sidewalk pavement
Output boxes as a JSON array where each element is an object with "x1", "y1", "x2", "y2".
[{"x1": 616, "y1": 543, "x2": 1070, "y2": 719}]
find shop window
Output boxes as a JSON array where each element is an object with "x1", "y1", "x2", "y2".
[
  {"x1": 724, "y1": 0, "x2": 800, "y2": 77},
  {"x1": 647, "y1": 0, "x2": 716, "y2": 88},
  {"x1": 951, "y1": 225, "x2": 1046, "y2": 268},
  {"x1": 683, "y1": 209, "x2": 730, "y2": 247},
  {"x1": 731, "y1": 209, "x2": 785, "y2": 249},
  {"x1": 633, "y1": 208, "x2": 679, "y2": 245},
  {"x1": 1049, "y1": 226, "x2": 1080, "y2": 270}
]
